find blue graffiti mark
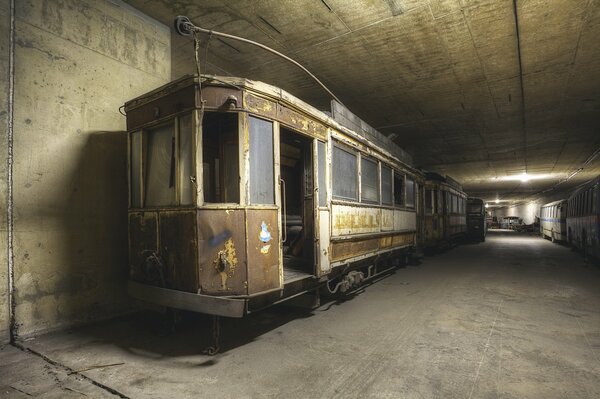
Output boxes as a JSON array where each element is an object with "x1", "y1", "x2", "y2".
[
  {"x1": 259, "y1": 222, "x2": 271, "y2": 243},
  {"x1": 208, "y1": 229, "x2": 232, "y2": 248}
]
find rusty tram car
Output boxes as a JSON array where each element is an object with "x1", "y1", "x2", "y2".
[
  {"x1": 422, "y1": 172, "x2": 467, "y2": 249},
  {"x1": 566, "y1": 176, "x2": 600, "y2": 259},
  {"x1": 466, "y1": 197, "x2": 487, "y2": 242},
  {"x1": 124, "y1": 75, "x2": 426, "y2": 317}
]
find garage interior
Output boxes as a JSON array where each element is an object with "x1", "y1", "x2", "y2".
[{"x1": 0, "y1": 0, "x2": 599, "y2": 398}]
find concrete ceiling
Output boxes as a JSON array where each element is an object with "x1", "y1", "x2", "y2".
[{"x1": 125, "y1": 0, "x2": 600, "y2": 204}]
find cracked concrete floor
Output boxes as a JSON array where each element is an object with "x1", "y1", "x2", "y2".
[{"x1": 1, "y1": 230, "x2": 599, "y2": 398}]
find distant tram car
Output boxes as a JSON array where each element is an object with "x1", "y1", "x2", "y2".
[
  {"x1": 566, "y1": 176, "x2": 600, "y2": 259},
  {"x1": 466, "y1": 198, "x2": 486, "y2": 242},
  {"x1": 124, "y1": 75, "x2": 424, "y2": 317},
  {"x1": 423, "y1": 172, "x2": 467, "y2": 249},
  {"x1": 540, "y1": 199, "x2": 567, "y2": 242}
]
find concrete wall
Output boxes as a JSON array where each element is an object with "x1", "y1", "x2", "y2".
[
  {"x1": 492, "y1": 192, "x2": 570, "y2": 225},
  {"x1": 7, "y1": 0, "x2": 170, "y2": 337},
  {"x1": 0, "y1": 1, "x2": 10, "y2": 343}
]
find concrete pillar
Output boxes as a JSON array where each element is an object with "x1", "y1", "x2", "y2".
[{"x1": 7, "y1": 0, "x2": 170, "y2": 338}]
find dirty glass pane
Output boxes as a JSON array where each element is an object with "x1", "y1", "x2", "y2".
[
  {"x1": 249, "y1": 116, "x2": 274, "y2": 204},
  {"x1": 381, "y1": 165, "x2": 392, "y2": 205},
  {"x1": 130, "y1": 131, "x2": 141, "y2": 208},
  {"x1": 405, "y1": 177, "x2": 415, "y2": 208},
  {"x1": 333, "y1": 146, "x2": 357, "y2": 201},
  {"x1": 145, "y1": 123, "x2": 176, "y2": 206},
  {"x1": 394, "y1": 172, "x2": 404, "y2": 206},
  {"x1": 179, "y1": 113, "x2": 194, "y2": 205},
  {"x1": 361, "y1": 157, "x2": 379, "y2": 203},
  {"x1": 317, "y1": 141, "x2": 327, "y2": 206},
  {"x1": 202, "y1": 112, "x2": 239, "y2": 203}
]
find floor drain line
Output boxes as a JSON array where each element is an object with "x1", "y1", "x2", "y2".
[{"x1": 11, "y1": 342, "x2": 130, "y2": 399}]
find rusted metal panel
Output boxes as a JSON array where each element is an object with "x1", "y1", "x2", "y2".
[
  {"x1": 381, "y1": 209, "x2": 394, "y2": 231},
  {"x1": 277, "y1": 104, "x2": 327, "y2": 140},
  {"x1": 200, "y1": 86, "x2": 243, "y2": 110},
  {"x1": 198, "y1": 209, "x2": 248, "y2": 296},
  {"x1": 128, "y1": 281, "x2": 246, "y2": 318},
  {"x1": 244, "y1": 92, "x2": 277, "y2": 118},
  {"x1": 391, "y1": 232, "x2": 415, "y2": 247},
  {"x1": 159, "y1": 211, "x2": 198, "y2": 293},
  {"x1": 246, "y1": 209, "x2": 281, "y2": 295},
  {"x1": 331, "y1": 204, "x2": 380, "y2": 236},
  {"x1": 380, "y1": 235, "x2": 393, "y2": 248},
  {"x1": 126, "y1": 84, "x2": 196, "y2": 131},
  {"x1": 318, "y1": 209, "x2": 331, "y2": 276},
  {"x1": 330, "y1": 238, "x2": 379, "y2": 261},
  {"x1": 393, "y1": 209, "x2": 417, "y2": 231},
  {"x1": 128, "y1": 212, "x2": 158, "y2": 285}
]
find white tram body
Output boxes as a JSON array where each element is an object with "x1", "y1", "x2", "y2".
[{"x1": 540, "y1": 199, "x2": 567, "y2": 242}]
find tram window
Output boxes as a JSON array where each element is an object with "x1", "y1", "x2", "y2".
[
  {"x1": 405, "y1": 178, "x2": 415, "y2": 208},
  {"x1": 425, "y1": 189, "x2": 433, "y2": 214},
  {"x1": 203, "y1": 112, "x2": 240, "y2": 203},
  {"x1": 145, "y1": 123, "x2": 176, "y2": 206},
  {"x1": 249, "y1": 116, "x2": 274, "y2": 204},
  {"x1": 179, "y1": 113, "x2": 194, "y2": 205},
  {"x1": 381, "y1": 165, "x2": 392, "y2": 205},
  {"x1": 130, "y1": 131, "x2": 142, "y2": 207},
  {"x1": 394, "y1": 172, "x2": 404, "y2": 206},
  {"x1": 317, "y1": 141, "x2": 327, "y2": 206},
  {"x1": 333, "y1": 146, "x2": 358, "y2": 201},
  {"x1": 361, "y1": 157, "x2": 379, "y2": 203}
]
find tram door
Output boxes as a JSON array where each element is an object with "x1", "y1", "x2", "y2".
[{"x1": 280, "y1": 127, "x2": 316, "y2": 279}]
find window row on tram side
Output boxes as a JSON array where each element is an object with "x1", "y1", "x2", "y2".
[
  {"x1": 541, "y1": 204, "x2": 563, "y2": 220},
  {"x1": 129, "y1": 111, "x2": 281, "y2": 209},
  {"x1": 331, "y1": 142, "x2": 416, "y2": 209},
  {"x1": 424, "y1": 189, "x2": 465, "y2": 215},
  {"x1": 567, "y1": 186, "x2": 597, "y2": 217}
]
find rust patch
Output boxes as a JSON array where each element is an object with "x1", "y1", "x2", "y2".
[
  {"x1": 128, "y1": 212, "x2": 158, "y2": 285},
  {"x1": 198, "y1": 209, "x2": 248, "y2": 296},
  {"x1": 213, "y1": 238, "x2": 239, "y2": 290},
  {"x1": 331, "y1": 238, "x2": 379, "y2": 261},
  {"x1": 278, "y1": 104, "x2": 327, "y2": 140},
  {"x1": 244, "y1": 93, "x2": 277, "y2": 118}
]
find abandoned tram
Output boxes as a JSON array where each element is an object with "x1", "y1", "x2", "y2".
[{"x1": 125, "y1": 75, "x2": 427, "y2": 317}]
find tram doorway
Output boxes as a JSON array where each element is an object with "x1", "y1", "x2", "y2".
[{"x1": 280, "y1": 127, "x2": 315, "y2": 282}]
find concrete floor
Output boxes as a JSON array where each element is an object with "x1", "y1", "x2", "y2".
[{"x1": 2, "y1": 230, "x2": 599, "y2": 398}]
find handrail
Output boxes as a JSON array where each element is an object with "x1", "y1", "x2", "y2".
[{"x1": 280, "y1": 178, "x2": 287, "y2": 243}]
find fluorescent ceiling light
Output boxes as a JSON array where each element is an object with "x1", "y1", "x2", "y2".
[{"x1": 494, "y1": 173, "x2": 558, "y2": 182}]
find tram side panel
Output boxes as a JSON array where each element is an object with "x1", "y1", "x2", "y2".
[{"x1": 567, "y1": 178, "x2": 600, "y2": 259}]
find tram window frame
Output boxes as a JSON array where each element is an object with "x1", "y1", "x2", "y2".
[
  {"x1": 393, "y1": 171, "x2": 404, "y2": 207},
  {"x1": 360, "y1": 156, "x2": 380, "y2": 204},
  {"x1": 381, "y1": 164, "x2": 393, "y2": 206},
  {"x1": 248, "y1": 115, "x2": 275, "y2": 205},
  {"x1": 130, "y1": 114, "x2": 197, "y2": 209},
  {"x1": 405, "y1": 177, "x2": 415, "y2": 208},
  {"x1": 202, "y1": 112, "x2": 240, "y2": 204},
  {"x1": 332, "y1": 144, "x2": 358, "y2": 202}
]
